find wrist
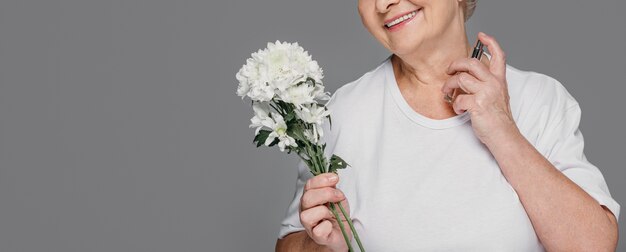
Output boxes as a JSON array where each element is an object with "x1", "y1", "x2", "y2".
[
  {"x1": 483, "y1": 123, "x2": 522, "y2": 148},
  {"x1": 483, "y1": 127, "x2": 532, "y2": 166}
]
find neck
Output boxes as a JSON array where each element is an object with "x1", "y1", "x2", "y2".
[{"x1": 391, "y1": 24, "x2": 473, "y2": 90}]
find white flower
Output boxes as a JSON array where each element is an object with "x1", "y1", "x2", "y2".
[
  {"x1": 247, "y1": 81, "x2": 275, "y2": 102},
  {"x1": 235, "y1": 41, "x2": 324, "y2": 102},
  {"x1": 312, "y1": 84, "x2": 331, "y2": 101},
  {"x1": 249, "y1": 102, "x2": 273, "y2": 135},
  {"x1": 265, "y1": 112, "x2": 298, "y2": 152},
  {"x1": 294, "y1": 103, "x2": 331, "y2": 125},
  {"x1": 235, "y1": 71, "x2": 250, "y2": 98},
  {"x1": 278, "y1": 84, "x2": 317, "y2": 108}
]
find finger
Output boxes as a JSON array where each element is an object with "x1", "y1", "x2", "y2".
[
  {"x1": 300, "y1": 205, "x2": 334, "y2": 230},
  {"x1": 478, "y1": 32, "x2": 506, "y2": 79},
  {"x1": 311, "y1": 219, "x2": 333, "y2": 244},
  {"x1": 304, "y1": 173, "x2": 339, "y2": 192},
  {"x1": 446, "y1": 58, "x2": 492, "y2": 82},
  {"x1": 441, "y1": 72, "x2": 482, "y2": 96},
  {"x1": 452, "y1": 94, "x2": 475, "y2": 114},
  {"x1": 301, "y1": 187, "x2": 345, "y2": 210}
]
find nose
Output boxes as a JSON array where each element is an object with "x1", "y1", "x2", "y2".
[{"x1": 376, "y1": 0, "x2": 400, "y2": 13}]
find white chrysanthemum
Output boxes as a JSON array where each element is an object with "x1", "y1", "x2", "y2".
[
  {"x1": 247, "y1": 82, "x2": 275, "y2": 102},
  {"x1": 278, "y1": 84, "x2": 318, "y2": 108},
  {"x1": 312, "y1": 84, "x2": 331, "y2": 101},
  {"x1": 265, "y1": 113, "x2": 298, "y2": 152},
  {"x1": 236, "y1": 40, "x2": 324, "y2": 102},
  {"x1": 249, "y1": 102, "x2": 273, "y2": 135},
  {"x1": 295, "y1": 103, "x2": 331, "y2": 125}
]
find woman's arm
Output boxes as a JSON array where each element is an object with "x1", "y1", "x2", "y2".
[
  {"x1": 275, "y1": 231, "x2": 334, "y2": 252},
  {"x1": 442, "y1": 32, "x2": 618, "y2": 251},
  {"x1": 486, "y1": 128, "x2": 618, "y2": 252}
]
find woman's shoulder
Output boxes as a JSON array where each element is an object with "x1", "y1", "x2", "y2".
[
  {"x1": 324, "y1": 57, "x2": 390, "y2": 115},
  {"x1": 506, "y1": 64, "x2": 579, "y2": 115},
  {"x1": 505, "y1": 64, "x2": 582, "y2": 144}
]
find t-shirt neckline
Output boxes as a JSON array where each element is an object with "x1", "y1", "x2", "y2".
[{"x1": 384, "y1": 53, "x2": 491, "y2": 129}]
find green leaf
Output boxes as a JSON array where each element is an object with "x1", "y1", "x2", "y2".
[
  {"x1": 284, "y1": 112, "x2": 295, "y2": 122},
  {"x1": 294, "y1": 80, "x2": 305, "y2": 87},
  {"x1": 267, "y1": 138, "x2": 279, "y2": 147},
  {"x1": 303, "y1": 158, "x2": 313, "y2": 170},
  {"x1": 327, "y1": 115, "x2": 332, "y2": 130},
  {"x1": 328, "y1": 154, "x2": 350, "y2": 173},
  {"x1": 253, "y1": 130, "x2": 272, "y2": 147}
]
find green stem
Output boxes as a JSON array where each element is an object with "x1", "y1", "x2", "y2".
[
  {"x1": 293, "y1": 128, "x2": 319, "y2": 175},
  {"x1": 269, "y1": 102, "x2": 281, "y2": 115},
  {"x1": 328, "y1": 202, "x2": 354, "y2": 252},
  {"x1": 295, "y1": 121, "x2": 363, "y2": 251},
  {"x1": 304, "y1": 138, "x2": 323, "y2": 174},
  {"x1": 306, "y1": 146, "x2": 319, "y2": 174},
  {"x1": 337, "y1": 203, "x2": 365, "y2": 252},
  {"x1": 316, "y1": 145, "x2": 328, "y2": 173}
]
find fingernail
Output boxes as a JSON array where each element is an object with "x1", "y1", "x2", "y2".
[
  {"x1": 334, "y1": 190, "x2": 343, "y2": 197},
  {"x1": 328, "y1": 174, "x2": 338, "y2": 182}
]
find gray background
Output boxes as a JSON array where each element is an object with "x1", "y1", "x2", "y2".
[{"x1": 0, "y1": 0, "x2": 624, "y2": 251}]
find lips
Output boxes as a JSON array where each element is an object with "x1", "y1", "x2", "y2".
[{"x1": 384, "y1": 8, "x2": 422, "y2": 30}]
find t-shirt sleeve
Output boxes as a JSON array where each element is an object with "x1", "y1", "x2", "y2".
[
  {"x1": 540, "y1": 98, "x2": 620, "y2": 222},
  {"x1": 276, "y1": 159, "x2": 314, "y2": 239}
]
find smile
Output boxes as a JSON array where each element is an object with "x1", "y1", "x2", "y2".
[{"x1": 384, "y1": 9, "x2": 421, "y2": 30}]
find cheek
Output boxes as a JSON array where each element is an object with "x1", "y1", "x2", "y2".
[
  {"x1": 358, "y1": 8, "x2": 376, "y2": 29},
  {"x1": 370, "y1": 22, "x2": 392, "y2": 49},
  {"x1": 359, "y1": 14, "x2": 386, "y2": 43}
]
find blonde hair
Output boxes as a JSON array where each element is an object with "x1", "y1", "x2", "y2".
[{"x1": 464, "y1": 0, "x2": 477, "y2": 22}]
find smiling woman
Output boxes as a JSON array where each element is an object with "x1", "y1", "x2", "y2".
[{"x1": 275, "y1": 0, "x2": 620, "y2": 251}]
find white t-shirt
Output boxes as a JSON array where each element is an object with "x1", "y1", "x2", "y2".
[{"x1": 277, "y1": 54, "x2": 620, "y2": 251}]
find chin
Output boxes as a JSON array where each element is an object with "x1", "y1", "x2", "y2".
[
  {"x1": 378, "y1": 26, "x2": 426, "y2": 55},
  {"x1": 386, "y1": 38, "x2": 423, "y2": 57}
]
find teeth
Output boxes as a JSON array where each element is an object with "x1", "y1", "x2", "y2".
[{"x1": 385, "y1": 10, "x2": 418, "y2": 28}]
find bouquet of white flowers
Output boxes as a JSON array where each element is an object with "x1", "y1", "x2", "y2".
[{"x1": 236, "y1": 41, "x2": 364, "y2": 251}]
